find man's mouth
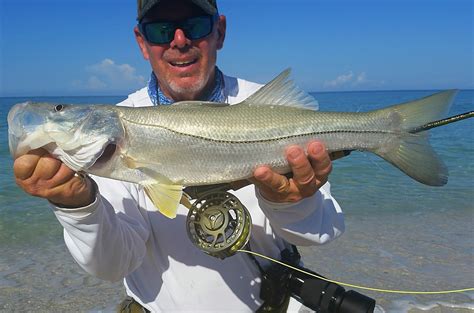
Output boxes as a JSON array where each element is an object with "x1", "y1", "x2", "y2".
[{"x1": 170, "y1": 59, "x2": 198, "y2": 67}]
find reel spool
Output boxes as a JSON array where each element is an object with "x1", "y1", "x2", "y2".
[{"x1": 186, "y1": 191, "x2": 251, "y2": 259}]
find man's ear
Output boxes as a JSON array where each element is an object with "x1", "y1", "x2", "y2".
[
  {"x1": 134, "y1": 26, "x2": 150, "y2": 60},
  {"x1": 216, "y1": 15, "x2": 226, "y2": 50}
]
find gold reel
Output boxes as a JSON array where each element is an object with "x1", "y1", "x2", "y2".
[{"x1": 186, "y1": 191, "x2": 251, "y2": 259}]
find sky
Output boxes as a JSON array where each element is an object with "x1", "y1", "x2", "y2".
[{"x1": 0, "y1": 0, "x2": 472, "y2": 96}]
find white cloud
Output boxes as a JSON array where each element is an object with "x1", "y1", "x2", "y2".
[
  {"x1": 324, "y1": 71, "x2": 383, "y2": 90},
  {"x1": 85, "y1": 76, "x2": 107, "y2": 90},
  {"x1": 73, "y1": 59, "x2": 145, "y2": 91},
  {"x1": 355, "y1": 72, "x2": 367, "y2": 84},
  {"x1": 324, "y1": 71, "x2": 355, "y2": 88}
]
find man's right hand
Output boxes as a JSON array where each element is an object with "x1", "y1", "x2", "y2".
[{"x1": 13, "y1": 149, "x2": 95, "y2": 208}]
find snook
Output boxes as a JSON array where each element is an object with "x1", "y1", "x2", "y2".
[{"x1": 8, "y1": 70, "x2": 461, "y2": 218}]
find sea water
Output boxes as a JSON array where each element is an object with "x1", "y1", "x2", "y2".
[{"x1": 0, "y1": 91, "x2": 472, "y2": 312}]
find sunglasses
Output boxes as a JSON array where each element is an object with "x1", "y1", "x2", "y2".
[{"x1": 139, "y1": 14, "x2": 219, "y2": 45}]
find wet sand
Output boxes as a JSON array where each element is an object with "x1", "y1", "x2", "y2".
[{"x1": 0, "y1": 243, "x2": 124, "y2": 312}]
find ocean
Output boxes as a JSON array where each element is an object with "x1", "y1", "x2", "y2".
[{"x1": 0, "y1": 91, "x2": 472, "y2": 312}]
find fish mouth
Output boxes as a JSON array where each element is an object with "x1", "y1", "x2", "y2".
[{"x1": 8, "y1": 102, "x2": 52, "y2": 158}]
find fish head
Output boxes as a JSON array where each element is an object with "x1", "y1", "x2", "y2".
[{"x1": 8, "y1": 102, "x2": 124, "y2": 172}]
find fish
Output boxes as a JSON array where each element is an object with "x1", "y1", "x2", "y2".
[{"x1": 8, "y1": 69, "x2": 469, "y2": 218}]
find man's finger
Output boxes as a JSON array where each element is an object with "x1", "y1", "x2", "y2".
[
  {"x1": 48, "y1": 163, "x2": 77, "y2": 186},
  {"x1": 286, "y1": 145, "x2": 318, "y2": 197},
  {"x1": 287, "y1": 146, "x2": 315, "y2": 184},
  {"x1": 14, "y1": 154, "x2": 42, "y2": 180},
  {"x1": 253, "y1": 166, "x2": 291, "y2": 194},
  {"x1": 307, "y1": 141, "x2": 332, "y2": 187},
  {"x1": 13, "y1": 149, "x2": 52, "y2": 181},
  {"x1": 33, "y1": 154, "x2": 63, "y2": 181},
  {"x1": 308, "y1": 141, "x2": 330, "y2": 168}
]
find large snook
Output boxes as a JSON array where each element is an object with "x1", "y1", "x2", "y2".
[{"x1": 8, "y1": 69, "x2": 465, "y2": 218}]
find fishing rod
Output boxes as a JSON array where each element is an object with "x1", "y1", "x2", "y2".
[{"x1": 410, "y1": 111, "x2": 474, "y2": 133}]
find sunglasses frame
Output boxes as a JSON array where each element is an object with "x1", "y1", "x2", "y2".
[{"x1": 139, "y1": 13, "x2": 219, "y2": 45}]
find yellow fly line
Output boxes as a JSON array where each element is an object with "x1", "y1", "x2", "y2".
[{"x1": 238, "y1": 249, "x2": 474, "y2": 295}]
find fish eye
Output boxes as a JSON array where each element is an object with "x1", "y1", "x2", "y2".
[{"x1": 54, "y1": 104, "x2": 64, "y2": 112}]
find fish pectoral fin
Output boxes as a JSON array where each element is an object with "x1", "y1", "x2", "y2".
[
  {"x1": 123, "y1": 155, "x2": 138, "y2": 168},
  {"x1": 123, "y1": 155, "x2": 162, "y2": 169},
  {"x1": 123, "y1": 156, "x2": 177, "y2": 185},
  {"x1": 143, "y1": 181, "x2": 183, "y2": 219}
]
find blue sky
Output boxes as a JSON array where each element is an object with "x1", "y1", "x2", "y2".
[{"x1": 0, "y1": 0, "x2": 472, "y2": 96}]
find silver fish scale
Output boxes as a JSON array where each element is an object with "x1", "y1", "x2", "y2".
[
  {"x1": 118, "y1": 105, "x2": 395, "y2": 142},
  {"x1": 116, "y1": 105, "x2": 399, "y2": 185}
]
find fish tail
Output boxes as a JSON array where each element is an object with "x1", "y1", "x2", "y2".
[{"x1": 372, "y1": 90, "x2": 458, "y2": 186}]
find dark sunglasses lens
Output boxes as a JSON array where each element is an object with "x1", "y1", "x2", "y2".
[
  {"x1": 182, "y1": 16, "x2": 213, "y2": 40},
  {"x1": 144, "y1": 22, "x2": 175, "y2": 44},
  {"x1": 142, "y1": 15, "x2": 215, "y2": 44}
]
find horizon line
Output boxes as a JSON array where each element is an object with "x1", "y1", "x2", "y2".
[{"x1": 1, "y1": 88, "x2": 473, "y2": 99}]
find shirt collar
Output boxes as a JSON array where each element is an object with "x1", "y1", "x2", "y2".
[{"x1": 147, "y1": 67, "x2": 226, "y2": 105}]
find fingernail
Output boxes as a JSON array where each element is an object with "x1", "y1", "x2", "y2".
[
  {"x1": 311, "y1": 142, "x2": 323, "y2": 154},
  {"x1": 288, "y1": 147, "x2": 300, "y2": 159},
  {"x1": 254, "y1": 167, "x2": 269, "y2": 180}
]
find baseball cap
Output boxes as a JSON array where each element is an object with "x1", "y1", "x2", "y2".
[{"x1": 137, "y1": 0, "x2": 218, "y2": 21}]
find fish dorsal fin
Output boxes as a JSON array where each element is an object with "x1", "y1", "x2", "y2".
[{"x1": 241, "y1": 68, "x2": 319, "y2": 109}]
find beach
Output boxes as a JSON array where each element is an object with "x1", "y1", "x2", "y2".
[{"x1": 1, "y1": 91, "x2": 472, "y2": 312}]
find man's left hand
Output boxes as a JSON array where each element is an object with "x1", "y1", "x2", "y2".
[{"x1": 251, "y1": 141, "x2": 332, "y2": 203}]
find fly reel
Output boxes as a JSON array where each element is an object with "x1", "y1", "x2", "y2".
[{"x1": 186, "y1": 190, "x2": 251, "y2": 259}]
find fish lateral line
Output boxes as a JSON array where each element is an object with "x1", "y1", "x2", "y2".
[{"x1": 121, "y1": 115, "x2": 398, "y2": 144}]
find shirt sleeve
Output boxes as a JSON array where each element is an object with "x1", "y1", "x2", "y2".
[
  {"x1": 255, "y1": 182, "x2": 345, "y2": 246},
  {"x1": 52, "y1": 177, "x2": 150, "y2": 282}
]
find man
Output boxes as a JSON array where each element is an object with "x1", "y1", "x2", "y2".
[{"x1": 13, "y1": 0, "x2": 345, "y2": 311}]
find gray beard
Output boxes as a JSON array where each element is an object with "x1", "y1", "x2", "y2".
[{"x1": 167, "y1": 75, "x2": 209, "y2": 97}]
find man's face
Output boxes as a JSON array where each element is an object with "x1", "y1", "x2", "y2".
[{"x1": 135, "y1": 0, "x2": 226, "y2": 101}]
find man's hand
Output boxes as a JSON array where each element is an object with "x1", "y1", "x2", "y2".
[
  {"x1": 252, "y1": 141, "x2": 333, "y2": 203},
  {"x1": 13, "y1": 149, "x2": 95, "y2": 208}
]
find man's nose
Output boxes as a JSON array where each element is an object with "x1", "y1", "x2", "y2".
[{"x1": 170, "y1": 28, "x2": 191, "y2": 49}]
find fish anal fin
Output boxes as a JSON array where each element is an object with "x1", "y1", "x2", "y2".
[{"x1": 143, "y1": 181, "x2": 183, "y2": 219}]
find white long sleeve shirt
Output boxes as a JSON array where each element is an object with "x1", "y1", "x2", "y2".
[{"x1": 53, "y1": 75, "x2": 345, "y2": 312}]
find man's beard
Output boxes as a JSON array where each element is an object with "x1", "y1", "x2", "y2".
[{"x1": 166, "y1": 72, "x2": 209, "y2": 97}]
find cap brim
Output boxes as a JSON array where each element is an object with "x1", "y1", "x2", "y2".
[{"x1": 138, "y1": 0, "x2": 217, "y2": 21}]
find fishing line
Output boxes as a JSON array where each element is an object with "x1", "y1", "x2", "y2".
[{"x1": 237, "y1": 249, "x2": 474, "y2": 295}]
